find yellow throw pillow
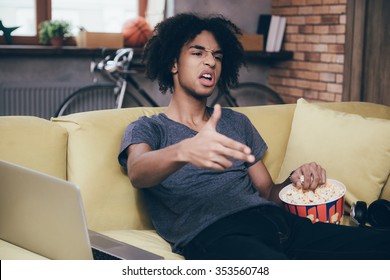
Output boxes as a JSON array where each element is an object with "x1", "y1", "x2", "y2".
[{"x1": 277, "y1": 98, "x2": 390, "y2": 205}]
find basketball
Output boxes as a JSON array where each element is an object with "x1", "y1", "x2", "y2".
[{"x1": 122, "y1": 17, "x2": 152, "y2": 48}]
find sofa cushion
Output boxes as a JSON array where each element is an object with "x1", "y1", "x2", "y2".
[
  {"x1": 277, "y1": 99, "x2": 390, "y2": 205},
  {"x1": 0, "y1": 116, "x2": 67, "y2": 179},
  {"x1": 100, "y1": 230, "x2": 183, "y2": 260},
  {"x1": 52, "y1": 108, "x2": 165, "y2": 232}
]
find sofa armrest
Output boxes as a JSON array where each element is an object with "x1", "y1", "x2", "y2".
[{"x1": 0, "y1": 239, "x2": 48, "y2": 260}]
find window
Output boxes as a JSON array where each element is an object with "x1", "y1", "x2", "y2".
[
  {"x1": 0, "y1": 0, "x2": 36, "y2": 38},
  {"x1": 0, "y1": 0, "x2": 146, "y2": 45}
]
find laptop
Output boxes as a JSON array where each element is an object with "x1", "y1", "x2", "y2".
[{"x1": 0, "y1": 160, "x2": 163, "y2": 260}]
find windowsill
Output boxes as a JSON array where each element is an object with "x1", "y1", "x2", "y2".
[
  {"x1": 0, "y1": 45, "x2": 293, "y2": 61},
  {"x1": 0, "y1": 45, "x2": 134, "y2": 57}
]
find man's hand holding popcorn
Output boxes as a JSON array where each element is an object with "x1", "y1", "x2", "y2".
[{"x1": 289, "y1": 162, "x2": 326, "y2": 191}]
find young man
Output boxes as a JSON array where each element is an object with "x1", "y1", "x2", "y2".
[{"x1": 118, "y1": 13, "x2": 390, "y2": 259}]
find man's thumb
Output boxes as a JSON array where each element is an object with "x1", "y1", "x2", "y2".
[{"x1": 208, "y1": 104, "x2": 222, "y2": 129}]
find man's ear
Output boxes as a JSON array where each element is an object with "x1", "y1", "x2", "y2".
[{"x1": 171, "y1": 60, "x2": 178, "y2": 74}]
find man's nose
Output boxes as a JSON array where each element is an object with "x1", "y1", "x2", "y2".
[{"x1": 204, "y1": 52, "x2": 216, "y2": 67}]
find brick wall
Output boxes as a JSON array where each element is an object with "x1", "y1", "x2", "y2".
[{"x1": 269, "y1": 0, "x2": 347, "y2": 103}]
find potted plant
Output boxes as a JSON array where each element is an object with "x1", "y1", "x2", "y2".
[{"x1": 38, "y1": 20, "x2": 72, "y2": 47}]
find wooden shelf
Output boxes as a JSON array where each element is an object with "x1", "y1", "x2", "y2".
[{"x1": 244, "y1": 51, "x2": 293, "y2": 62}]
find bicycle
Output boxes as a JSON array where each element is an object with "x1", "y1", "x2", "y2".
[{"x1": 54, "y1": 48, "x2": 284, "y2": 117}]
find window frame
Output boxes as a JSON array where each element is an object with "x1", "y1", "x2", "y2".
[{"x1": 0, "y1": 0, "x2": 147, "y2": 45}]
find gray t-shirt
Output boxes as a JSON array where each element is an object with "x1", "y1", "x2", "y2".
[{"x1": 118, "y1": 107, "x2": 271, "y2": 254}]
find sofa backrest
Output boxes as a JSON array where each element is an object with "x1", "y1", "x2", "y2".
[
  {"x1": 53, "y1": 102, "x2": 390, "y2": 232},
  {"x1": 234, "y1": 104, "x2": 296, "y2": 180},
  {"x1": 0, "y1": 116, "x2": 67, "y2": 180}
]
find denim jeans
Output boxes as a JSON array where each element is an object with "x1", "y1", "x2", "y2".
[{"x1": 182, "y1": 205, "x2": 390, "y2": 260}]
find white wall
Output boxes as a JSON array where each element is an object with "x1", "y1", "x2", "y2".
[{"x1": 174, "y1": 0, "x2": 271, "y2": 34}]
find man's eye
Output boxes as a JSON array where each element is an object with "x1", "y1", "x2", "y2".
[
  {"x1": 193, "y1": 52, "x2": 203, "y2": 56},
  {"x1": 214, "y1": 55, "x2": 223, "y2": 61}
]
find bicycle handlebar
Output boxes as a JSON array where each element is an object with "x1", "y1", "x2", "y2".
[
  {"x1": 92, "y1": 48, "x2": 134, "y2": 75},
  {"x1": 89, "y1": 48, "x2": 136, "y2": 85}
]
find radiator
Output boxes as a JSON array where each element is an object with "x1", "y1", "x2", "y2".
[{"x1": 0, "y1": 82, "x2": 114, "y2": 119}]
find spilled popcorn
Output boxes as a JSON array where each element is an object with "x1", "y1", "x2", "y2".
[{"x1": 280, "y1": 181, "x2": 345, "y2": 205}]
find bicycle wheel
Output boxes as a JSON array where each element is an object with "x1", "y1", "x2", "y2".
[
  {"x1": 54, "y1": 84, "x2": 118, "y2": 117},
  {"x1": 213, "y1": 82, "x2": 285, "y2": 107}
]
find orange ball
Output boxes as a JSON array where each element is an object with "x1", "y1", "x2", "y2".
[{"x1": 122, "y1": 17, "x2": 152, "y2": 48}]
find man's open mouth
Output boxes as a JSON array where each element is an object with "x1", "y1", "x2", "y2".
[
  {"x1": 199, "y1": 71, "x2": 215, "y2": 87},
  {"x1": 201, "y1": 73, "x2": 212, "y2": 80}
]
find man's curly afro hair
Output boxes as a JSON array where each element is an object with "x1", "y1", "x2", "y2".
[{"x1": 143, "y1": 13, "x2": 245, "y2": 94}]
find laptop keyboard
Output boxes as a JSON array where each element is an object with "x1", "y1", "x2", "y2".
[{"x1": 92, "y1": 248, "x2": 121, "y2": 260}]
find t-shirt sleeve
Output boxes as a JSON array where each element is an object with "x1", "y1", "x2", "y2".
[
  {"x1": 241, "y1": 114, "x2": 268, "y2": 167},
  {"x1": 118, "y1": 117, "x2": 161, "y2": 169}
]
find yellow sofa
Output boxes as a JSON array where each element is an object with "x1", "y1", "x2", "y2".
[{"x1": 1, "y1": 101, "x2": 389, "y2": 260}]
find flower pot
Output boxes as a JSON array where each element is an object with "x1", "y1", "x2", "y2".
[{"x1": 50, "y1": 37, "x2": 64, "y2": 48}]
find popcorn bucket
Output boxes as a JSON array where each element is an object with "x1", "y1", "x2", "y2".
[{"x1": 279, "y1": 179, "x2": 346, "y2": 224}]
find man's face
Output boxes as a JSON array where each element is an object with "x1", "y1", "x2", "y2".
[{"x1": 172, "y1": 30, "x2": 223, "y2": 99}]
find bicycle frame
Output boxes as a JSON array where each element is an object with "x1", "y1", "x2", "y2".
[
  {"x1": 210, "y1": 87, "x2": 238, "y2": 107},
  {"x1": 123, "y1": 73, "x2": 159, "y2": 107}
]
